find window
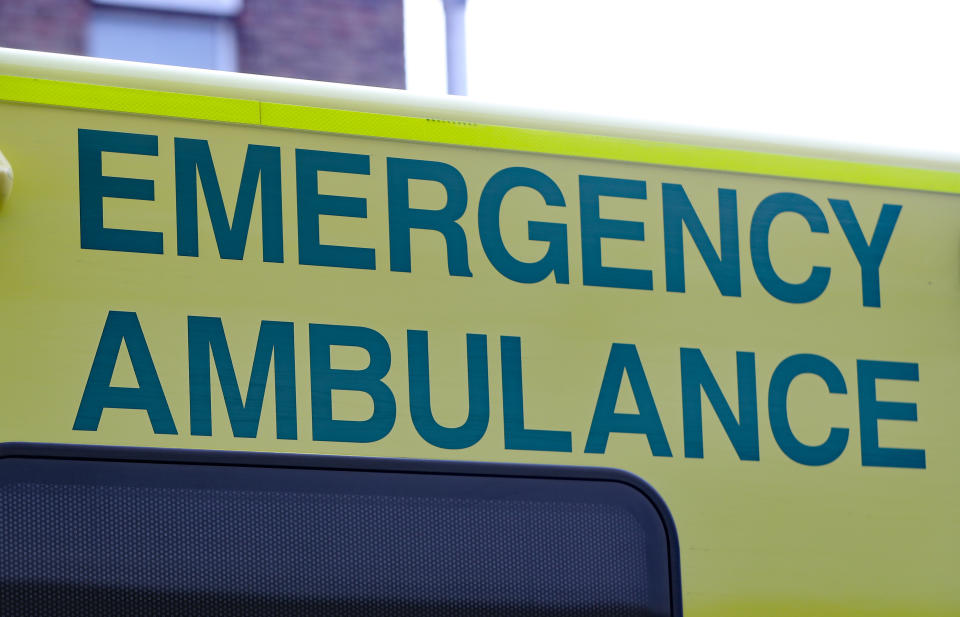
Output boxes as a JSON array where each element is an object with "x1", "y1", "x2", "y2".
[
  {"x1": 0, "y1": 444, "x2": 681, "y2": 616},
  {"x1": 87, "y1": 1, "x2": 242, "y2": 71}
]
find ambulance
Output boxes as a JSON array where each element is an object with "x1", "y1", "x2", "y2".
[{"x1": 0, "y1": 47, "x2": 956, "y2": 616}]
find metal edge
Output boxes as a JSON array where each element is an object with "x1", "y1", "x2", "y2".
[
  {"x1": 1, "y1": 47, "x2": 958, "y2": 174},
  {"x1": 1, "y1": 71, "x2": 958, "y2": 195}
]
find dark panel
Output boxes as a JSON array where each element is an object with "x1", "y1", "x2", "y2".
[{"x1": 0, "y1": 445, "x2": 680, "y2": 616}]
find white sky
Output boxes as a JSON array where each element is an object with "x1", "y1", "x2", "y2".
[{"x1": 404, "y1": 0, "x2": 960, "y2": 157}]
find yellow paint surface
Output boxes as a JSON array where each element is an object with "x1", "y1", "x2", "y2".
[{"x1": 0, "y1": 78, "x2": 958, "y2": 616}]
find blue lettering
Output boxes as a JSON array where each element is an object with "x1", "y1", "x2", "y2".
[
  {"x1": 387, "y1": 157, "x2": 471, "y2": 276},
  {"x1": 680, "y1": 348, "x2": 758, "y2": 460},
  {"x1": 296, "y1": 149, "x2": 375, "y2": 269},
  {"x1": 174, "y1": 138, "x2": 283, "y2": 262},
  {"x1": 768, "y1": 354, "x2": 848, "y2": 465},
  {"x1": 74, "y1": 311, "x2": 176, "y2": 434},
  {"x1": 407, "y1": 330, "x2": 489, "y2": 449},
  {"x1": 750, "y1": 192, "x2": 830, "y2": 303},
  {"x1": 188, "y1": 316, "x2": 297, "y2": 439},
  {"x1": 579, "y1": 175, "x2": 650, "y2": 289},
  {"x1": 829, "y1": 200, "x2": 901, "y2": 308},
  {"x1": 501, "y1": 336, "x2": 572, "y2": 451},
  {"x1": 78, "y1": 129, "x2": 161, "y2": 254},
  {"x1": 663, "y1": 183, "x2": 741, "y2": 296},
  {"x1": 309, "y1": 323, "x2": 396, "y2": 442},
  {"x1": 585, "y1": 343, "x2": 672, "y2": 456},
  {"x1": 857, "y1": 360, "x2": 924, "y2": 468},
  {"x1": 479, "y1": 167, "x2": 569, "y2": 284}
]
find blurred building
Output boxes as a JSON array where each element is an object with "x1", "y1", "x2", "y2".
[{"x1": 0, "y1": 0, "x2": 405, "y2": 88}]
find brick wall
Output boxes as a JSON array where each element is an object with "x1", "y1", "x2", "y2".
[
  {"x1": 0, "y1": 0, "x2": 405, "y2": 88},
  {"x1": 238, "y1": 0, "x2": 405, "y2": 88},
  {"x1": 0, "y1": 0, "x2": 88, "y2": 55}
]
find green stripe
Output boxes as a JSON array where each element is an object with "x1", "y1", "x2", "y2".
[{"x1": 2, "y1": 74, "x2": 959, "y2": 194}]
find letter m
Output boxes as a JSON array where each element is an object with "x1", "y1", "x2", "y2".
[
  {"x1": 175, "y1": 139, "x2": 283, "y2": 262},
  {"x1": 188, "y1": 317, "x2": 297, "y2": 439}
]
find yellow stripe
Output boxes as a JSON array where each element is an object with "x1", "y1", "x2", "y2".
[
  {"x1": 0, "y1": 75, "x2": 259, "y2": 124},
  {"x1": 2, "y1": 74, "x2": 959, "y2": 194},
  {"x1": 264, "y1": 102, "x2": 960, "y2": 194}
]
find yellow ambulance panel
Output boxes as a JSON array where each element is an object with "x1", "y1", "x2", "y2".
[{"x1": 1, "y1": 49, "x2": 957, "y2": 616}]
